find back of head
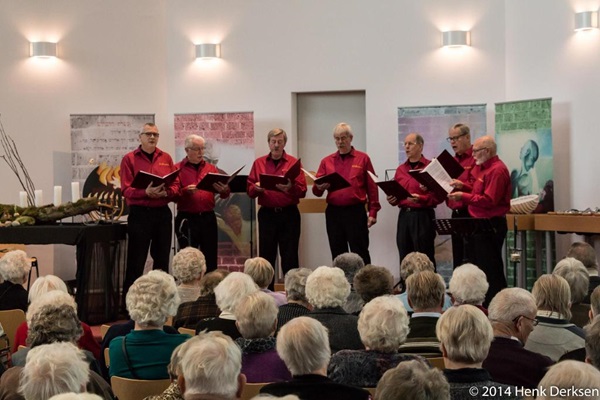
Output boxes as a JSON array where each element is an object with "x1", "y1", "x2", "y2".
[
  {"x1": 400, "y1": 252, "x2": 434, "y2": 281},
  {"x1": 244, "y1": 257, "x2": 275, "y2": 289},
  {"x1": 532, "y1": 274, "x2": 572, "y2": 320},
  {"x1": 591, "y1": 286, "x2": 600, "y2": 317},
  {"x1": 585, "y1": 317, "x2": 600, "y2": 369},
  {"x1": 358, "y1": 296, "x2": 409, "y2": 351},
  {"x1": 19, "y1": 342, "x2": 89, "y2": 400},
  {"x1": 172, "y1": 247, "x2": 206, "y2": 284},
  {"x1": 305, "y1": 266, "x2": 350, "y2": 308},
  {"x1": 375, "y1": 359, "x2": 450, "y2": 400},
  {"x1": 179, "y1": 332, "x2": 242, "y2": 398},
  {"x1": 406, "y1": 271, "x2": 445, "y2": 311},
  {"x1": 276, "y1": 317, "x2": 330, "y2": 376},
  {"x1": 488, "y1": 287, "x2": 536, "y2": 324},
  {"x1": 353, "y1": 265, "x2": 393, "y2": 303},
  {"x1": 28, "y1": 275, "x2": 69, "y2": 304},
  {"x1": 538, "y1": 360, "x2": 600, "y2": 400},
  {"x1": 49, "y1": 394, "x2": 103, "y2": 400},
  {"x1": 567, "y1": 242, "x2": 598, "y2": 273},
  {"x1": 332, "y1": 252, "x2": 364, "y2": 283},
  {"x1": 553, "y1": 257, "x2": 589, "y2": 304},
  {"x1": 28, "y1": 303, "x2": 83, "y2": 348},
  {"x1": 436, "y1": 305, "x2": 493, "y2": 364},
  {"x1": 27, "y1": 290, "x2": 77, "y2": 324},
  {"x1": 214, "y1": 271, "x2": 258, "y2": 313},
  {"x1": 448, "y1": 263, "x2": 489, "y2": 305},
  {"x1": 284, "y1": 268, "x2": 312, "y2": 302},
  {"x1": 0, "y1": 249, "x2": 30, "y2": 284},
  {"x1": 235, "y1": 291, "x2": 278, "y2": 339},
  {"x1": 126, "y1": 270, "x2": 181, "y2": 327},
  {"x1": 199, "y1": 269, "x2": 230, "y2": 297}
]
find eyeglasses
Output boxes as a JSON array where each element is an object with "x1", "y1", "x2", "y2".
[
  {"x1": 186, "y1": 147, "x2": 205, "y2": 152},
  {"x1": 404, "y1": 141, "x2": 418, "y2": 147},
  {"x1": 142, "y1": 132, "x2": 160, "y2": 138},
  {"x1": 512, "y1": 315, "x2": 538, "y2": 326},
  {"x1": 446, "y1": 132, "x2": 468, "y2": 142},
  {"x1": 472, "y1": 147, "x2": 488, "y2": 154}
]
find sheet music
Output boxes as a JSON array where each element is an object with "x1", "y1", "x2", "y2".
[{"x1": 423, "y1": 158, "x2": 453, "y2": 193}]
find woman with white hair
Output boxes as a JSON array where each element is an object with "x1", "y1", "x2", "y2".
[
  {"x1": 436, "y1": 305, "x2": 518, "y2": 399},
  {"x1": 328, "y1": 296, "x2": 422, "y2": 387},
  {"x1": 261, "y1": 317, "x2": 370, "y2": 400},
  {"x1": 276, "y1": 268, "x2": 312, "y2": 331},
  {"x1": 0, "y1": 249, "x2": 31, "y2": 311},
  {"x1": 244, "y1": 257, "x2": 287, "y2": 306},
  {"x1": 553, "y1": 257, "x2": 590, "y2": 328},
  {"x1": 375, "y1": 359, "x2": 450, "y2": 400},
  {"x1": 537, "y1": 360, "x2": 600, "y2": 400},
  {"x1": 172, "y1": 247, "x2": 207, "y2": 303},
  {"x1": 195, "y1": 271, "x2": 258, "y2": 340},
  {"x1": 109, "y1": 270, "x2": 190, "y2": 379},
  {"x1": 305, "y1": 266, "x2": 362, "y2": 353},
  {"x1": 448, "y1": 263, "x2": 489, "y2": 315},
  {"x1": 525, "y1": 274, "x2": 586, "y2": 361},
  {"x1": 234, "y1": 291, "x2": 291, "y2": 383}
]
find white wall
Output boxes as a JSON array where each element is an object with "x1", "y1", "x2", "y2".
[{"x1": 1, "y1": 0, "x2": 595, "y2": 279}]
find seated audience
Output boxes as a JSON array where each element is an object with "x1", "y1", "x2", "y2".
[
  {"x1": 483, "y1": 288, "x2": 554, "y2": 388},
  {"x1": 448, "y1": 263, "x2": 489, "y2": 315},
  {"x1": 374, "y1": 359, "x2": 450, "y2": 400},
  {"x1": 261, "y1": 317, "x2": 370, "y2": 400},
  {"x1": 352, "y1": 265, "x2": 394, "y2": 305},
  {"x1": 328, "y1": 296, "x2": 422, "y2": 387},
  {"x1": 436, "y1": 305, "x2": 518, "y2": 400},
  {"x1": 537, "y1": 360, "x2": 600, "y2": 400},
  {"x1": 244, "y1": 257, "x2": 286, "y2": 306},
  {"x1": 306, "y1": 266, "x2": 363, "y2": 353},
  {"x1": 276, "y1": 268, "x2": 312, "y2": 331},
  {"x1": 109, "y1": 270, "x2": 189, "y2": 379},
  {"x1": 172, "y1": 247, "x2": 206, "y2": 304},
  {"x1": 525, "y1": 274, "x2": 585, "y2": 361},
  {"x1": 146, "y1": 343, "x2": 185, "y2": 400},
  {"x1": 591, "y1": 285, "x2": 600, "y2": 320},
  {"x1": 0, "y1": 249, "x2": 31, "y2": 312},
  {"x1": 567, "y1": 241, "x2": 600, "y2": 303},
  {"x1": 177, "y1": 331, "x2": 245, "y2": 400},
  {"x1": 584, "y1": 316, "x2": 600, "y2": 369},
  {"x1": 174, "y1": 269, "x2": 228, "y2": 329},
  {"x1": 234, "y1": 291, "x2": 291, "y2": 382},
  {"x1": 13, "y1": 275, "x2": 100, "y2": 359},
  {"x1": 553, "y1": 257, "x2": 590, "y2": 328},
  {"x1": 195, "y1": 271, "x2": 258, "y2": 339},
  {"x1": 333, "y1": 252, "x2": 365, "y2": 314}
]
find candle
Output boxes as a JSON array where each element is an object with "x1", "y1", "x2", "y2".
[
  {"x1": 71, "y1": 182, "x2": 80, "y2": 202},
  {"x1": 54, "y1": 186, "x2": 62, "y2": 206},
  {"x1": 19, "y1": 191, "x2": 27, "y2": 208},
  {"x1": 34, "y1": 190, "x2": 43, "y2": 207}
]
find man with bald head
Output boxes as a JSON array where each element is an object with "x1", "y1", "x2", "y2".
[{"x1": 448, "y1": 135, "x2": 511, "y2": 304}]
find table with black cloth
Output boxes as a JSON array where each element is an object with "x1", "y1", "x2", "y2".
[{"x1": 0, "y1": 222, "x2": 127, "y2": 325}]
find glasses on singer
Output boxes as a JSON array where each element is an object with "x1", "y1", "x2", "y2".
[
  {"x1": 446, "y1": 133, "x2": 467, "y2": 142},
  {"x1": 142, "y1": 132, "x2": 160, "y2": 138}
]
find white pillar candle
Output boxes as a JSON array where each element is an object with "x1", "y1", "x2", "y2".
[
  {"x1": 53, "y1": 185, "x2": 62, "y2": 205},
  {"x1": 19, "y1": 191, "x2": 27, "y2": 208},
  {"x1": 34, "y1": 190, "x2": 43, "y2": 207},
  {"x1": 71, "y1": 182, "x2": 80, "y2": 202}
]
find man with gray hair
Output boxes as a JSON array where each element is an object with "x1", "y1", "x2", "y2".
[
  {"x1": 333, "y1": 252, "x2": 365, "y2": 314},
  {"x1": 567, "y1": 241, "x2": 600, "y2": 303},
  {"x1": 483, "y1": 288, "x2": 554, "y2": 388},
  {"x1": 175, "y1": 134, "x2": 231, "y2": 272}
]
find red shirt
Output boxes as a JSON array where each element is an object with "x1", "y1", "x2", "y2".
[
  {"x1": 247, "y1": 151, "x2": 307, "y2": 208},
  {"x1": 462, "y1": 155, "x2": 511, "y2": 218},
  {"x1": 394, "y1": 156, "x2": 443, "y2": 209},
  {"x1": 175, "y1": 158, "x2": 230, "y2": 213},
  {"x1": 312, "y1": 148, "x2": 381, "y2": 218},
  {"x1": 120, "y1": 146, "x2": 177, "y2": 207},
  {"x1": 446, "y1": 147, "x2": 476, "y2": 210}
]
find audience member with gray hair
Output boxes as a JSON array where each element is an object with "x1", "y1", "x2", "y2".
[
  {"x1": 145, "y1": 342, "x2": 186, "y2": 400},
  {"x1": 374, "y1": 359, "x2": 450, "y2": 400},
  {"x1": 306, "y1": 266, "x2": 363, "y2": 353},
  {"x1": 567, "y1": 241, "x2": 600, "y2": 303},
  {"x1": 436, "y1": 305, "x2": 519, "y2": 400},
  {"x1": 109, "y1": 270, "x2": 189, "y2": 379},
  {"x1": 261, "y1": 317, "x2": 370, "y2": 400},
  {"x1": 590, "y1": 285, "x2": 600, "y2": 319},
  {"x1": 585, "y1": 316, "x2": 600, "y2": 369},
  {"x1": 353, "y1": 265, "x2": 393, "y2": 304},
  {"x1": 448, "y1": 263, "x2": 489, "y2": 314},
  {"x1": 234, "y1": 291, "x2": 291, "y2": 383},
  {"x1": 195, "y1": 271, "x2": 258, "y2": 339},
  {"x1": 525, "y1": 274, "x2": 585, "y2": 362},
  {"x1": 244, "y1": 257, "x2": 287, "y2": 306},
  {"x1": 276, "y1": 268, "x2": 312, "y2": 331},
  {"x1": 177, "y1": 331, "x2": 244, "y2": 400},
  {"x1": 553, "y1": 257, "x2": 591, "y2": 327},
  {"x1": 483, "y1": 288, "x2": 554, "y2": 388},
  {"x1": 333, "y1": 252, "x2": 365, "y2": 314},
  {"x1": 174, "y1": 269, "x2": 228, "y2": 329},
  {"x1": 537, "y1": 360, "x2": 600, "y2": 400},
  {"x1": 172, "y1": 247, "x2": 207, "y2": 303},
  {"x1": 328, "y1": 296, "x2": 422, "y2": 387},
  {"x1": 0, "y1": 249, "x2": 31, "y2": 312}
]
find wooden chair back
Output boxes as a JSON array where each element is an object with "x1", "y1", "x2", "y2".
[
  {"x1": 110, "y1": 376, "x2": 171, "y2": 400},
  {"x1": 177, "y1": 327, "x2": 195, "y2": 336},
  {"x1": 104, "y1": 347, "x2": 110, "y2": 367},
  {"x1": 427, "y1": 356, "x2": 446, "y2": 370},
  {"x1": 0, "y1": 309, "x2": 26, "y2": 349},
  {"x1": 240, "y1": 382, "x2": 268, "y2": 400},
  {"x1": 100, "y1": 324, "x2": 111, "y2": 340}
]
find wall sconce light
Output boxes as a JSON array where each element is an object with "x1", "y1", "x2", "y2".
[
  {"x1": 574, "y1": 11, "x2": 598, "y2": 31},
  {"x1": 441, "y1": 31, "x2": 471, "y2": 47},
  {"x1": 29, "y1": 41, "x2": 58, "y2": 57},
  {"x1": 195, "y1": 43, "x2": 221, "y2": 59}
]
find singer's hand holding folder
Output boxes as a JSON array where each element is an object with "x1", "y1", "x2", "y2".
[
  {"x1": 196, "y1": 165, "x2": 245, "y2": 193},
  {"x1": 131, "y1": 169, "x2": 180, "y2": 189}
]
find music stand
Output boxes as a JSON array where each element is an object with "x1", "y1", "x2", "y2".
[{"x1": 434, "y1": 217, "x2": 494, "y2": 264}]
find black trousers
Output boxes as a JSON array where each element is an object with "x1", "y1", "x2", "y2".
[
  {"x1": 325, "y1": 204, "x2": 371, "y2": 265},
  {"x1": 175, "y1": 211, "x2": 218, "y2": 272},
  {"x1": 451, "y1": 208, "x2": 471, "y2": 268},
  {"x1": 466, "y1": 216, "x2": 508, "y2": 306},
  {"x1": 396, "y1": 207, "x2": 436, "y2": 269},
  {"x1": 123, "y1": 205, "x2": 172, "y2": 302},
  {"x1": 258, "y1": 205, "x2": 301, "y2": 283}
]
